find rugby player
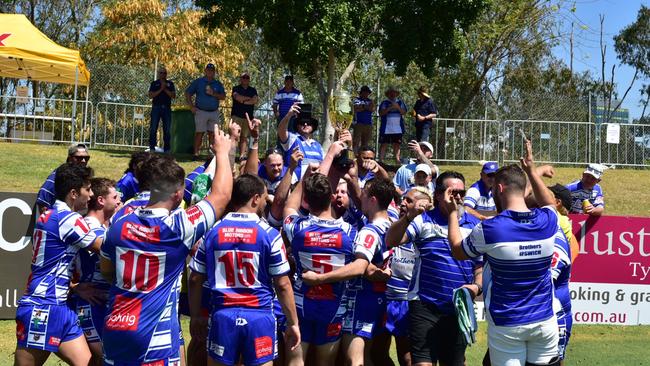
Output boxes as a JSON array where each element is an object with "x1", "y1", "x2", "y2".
[
  {"x1": 386, "y1": 171, "x2": 483, "y2": 366},
  {"x1": 15, "y1": 163, "x2": 101, "y2": 366},
  {"x1": 445, "y1": 140, "x2": 562, "y2": 366},
  {"x1": 73, "y1": 178, "x2": 122, "y2": 365},
  {"x1": 115, "y1": 151, "x2": 151, "y2": 202},
  {"x1": 282, "y1": 152, "x2": 357, "y2": 365},
  {"x1": 302, "y1": 178, "x2": 396, "y2": 366},
  {"x1": 188, "y1": 174, "x2": 300, "y2": 366},
  {"x1": 99, "y1": 130, "x2": 233, "y2": 365}
]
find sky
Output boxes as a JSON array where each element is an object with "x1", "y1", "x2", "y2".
[{"x1": 552, "y1": 0, "x2": 648, "y2": 121}]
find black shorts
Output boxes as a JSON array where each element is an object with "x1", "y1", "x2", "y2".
[
  {"x1": 408, "y1": 300, "x2": 467, "y2": 365},
  {"x1": 379, "y1": 133, "x2": 402, "y2": 144}
]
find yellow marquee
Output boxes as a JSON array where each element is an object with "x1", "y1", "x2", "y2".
[{"x1": 0, "y1": 14, "x2": 90, "y2": 86}]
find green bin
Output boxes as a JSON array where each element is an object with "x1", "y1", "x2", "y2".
[{"x1": 171, "y1": 109, "x2": 195, "y2": 154}]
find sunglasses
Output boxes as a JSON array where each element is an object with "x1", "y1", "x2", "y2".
[
  {"x1": 241, "y1": 76, "x2": 250, "y2": 79},
  {"x1": 72, "y1": 155, "x2": 90, "y2": 162},
  {"x1": 437, "y1": 188, "x2": 466, "y2": 197}
]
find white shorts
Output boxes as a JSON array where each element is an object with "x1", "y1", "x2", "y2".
[
  {"x1": 194, "y1": 109, "x2": 220, "y2": 132},
  {"x1": 487, "y1": 316, "x2": 559, "y2": 366}
]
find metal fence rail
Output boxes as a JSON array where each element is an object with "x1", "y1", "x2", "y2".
[
  {"x1": 94, "y1": 102, "x2": 152, "y2": 148},
  {"x1": 0, "y1": 95, "x2": 92, "y2": 144}
]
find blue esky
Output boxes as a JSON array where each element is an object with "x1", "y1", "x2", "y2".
[{"x1": 552, "y1": 0, "x2": 649, "y2": 120}]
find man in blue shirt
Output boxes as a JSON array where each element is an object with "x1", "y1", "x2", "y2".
[
  {"x1": 445, "y1": 140, "x2": 562, "y2": 366},
  {"x1": 185, "y1": 63, "x2": 226, "y2": 159},
  {"x1": 272, "y1": 75, "x2": 304, "y2": 131},
  {"x1": 565, "y1": 163, "x2": 605, "y2": 216},
  {"x1": 352, "y1": 85, "x2": 375, "y2": 151},
  {"x1": 378, "y1": 86, "x2": 407, "y2": 162},
  {"x1": 386, "y1": 171, "x2": 483, "y2": 366},
  {"x1": 37, "y1": 144, "x2": 91, "y2": 213},
  {"x1": 413, "y1": 86, "x2": 438, "y2": 143},
  {"x1": 231, "y1": 72, "x2": 258, "y2": 158},
  {"x1": 464, "y1": 161, "x2": 498, "y2": 220},
  {"x1": 148, "y1": 68, "x2": 176, "y2": 153}
]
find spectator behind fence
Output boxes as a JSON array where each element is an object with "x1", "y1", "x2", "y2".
[
  {"x1": 378, "y1": 86, "x2": 407, "y2": 162},
  {"x1": 231, "y1": 72, "x2": 258, "y2": 158},
  {"x1": 185, "y1": 63, "x2": 226, "y2": 160},
  {"x1": 37, "y1": 143, "x2": 91, "y2": 212},
  {"x1": 413, "y1": 86, "x2": 438, "y2": 143},
  {"x1": 566, "y1": 163, "x2": 605, "y2": 216},
  {"x1": 272, "y1": 75, "x2": 304, "y2": 131},
  {"x1": 352, "y1": 85, "x2": 375, "y2": 151},
  {"x1": 463, "y1": 162, "x2": 498, "y2": 221},
  {"x1": 148, "y1": 67, "x2": 176, "y2": 153}
]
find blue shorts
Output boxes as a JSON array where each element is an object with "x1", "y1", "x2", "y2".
[
  {"x1": 16, "y1": 303, "x2": 84, "y2": 352},
  {"x1": 208, "y1": 308, "x2": 277, "y2": 366},
  {"x1": 557, "y1": 310, "x2": 573, "y2": 360},
  {"x1": 385, "y1": 300, "x2": 410, "y2": 337},
  {"x1": 342, "y1": 289, "x2": 386, "y2": 339},
  {"x1": 75, "y1": 298, "x2": 108, "y2": 343},
  {"x1": 273, "y1": 299, "x2": 286, "y2": 332},
  {"x1": 296, "y1": 293, "x2": 346, "y2": 345}
]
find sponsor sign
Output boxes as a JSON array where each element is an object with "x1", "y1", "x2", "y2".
[{"x1": 0, "y1": 193, "x2": 37, "y2": 319}]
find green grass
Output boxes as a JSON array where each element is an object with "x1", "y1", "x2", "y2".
[{"x1": 1, "y1": 141, "x2": 650, "y2": 364}]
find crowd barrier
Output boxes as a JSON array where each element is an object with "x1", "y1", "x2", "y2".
[{"x1": 2, "y1": 95, "x2": 650, "y2": 167}]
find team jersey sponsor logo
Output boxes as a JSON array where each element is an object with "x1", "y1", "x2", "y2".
[
  {"x1": 209, "y1": 342, "x2": 225, "y2": 357},
  {"x1": 284, "y1": 216, "x2": 295, "y2": 225},
  {"x1": 254, "y1": 336, "x2": 273, "y2": 358},
  {"x1": 48, "y1": 336, "x2": 61, "y2": 346},
  {"x1": 120, "y1": 222, "x2": 161, "y2": 244},
  {"x1": 186, "y1": 206, "x2": 204, "y2": 225},
  {"x1": 105, "y1": 295, "x2": 142, "y2": 331},
  {"x1": 327, "y1": 323, "x2": 342, "y2": 337},
  {"x1": 218, "y1": 227, "x2": 258, "y2": 244},
  {"x1": 15, "y1": 320, "x2": 25, "y2": 341},
  {"x1": 304, "y1": 232, "x2": 342, "y2": 248},
  {"x1": 223, "y1": 292, "x2": 260, "y2": 307}
]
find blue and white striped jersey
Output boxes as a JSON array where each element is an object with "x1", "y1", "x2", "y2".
[
  {"x1": 280, "y1": 132, "x2": 324, "y2": 182},
  {"x1": 566, "y1": 180, "x2": 604, "y2": 213},
  {"x1": 386, "y1": 242, "x2": 416, "y2": 301},
  {"x1": 273, "y1": 87, "x2": 304, "y2": 120},
  {"x1": 36, "y1": 169, "x2": 57, "y2": 208},
  {"x1": 464, "y1": 180, "x2": 495, "y2": 211}
]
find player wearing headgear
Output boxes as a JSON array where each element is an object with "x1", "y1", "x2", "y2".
[
  {"x1": 73, "y1": 178, "x2": 122, "y2": 365},
  {"x1": 116, "y1": 151, "x2": 151, "y2": 202},
  {"x1": 302, "y1": 178, "x2": 396, "y2": 366},
  {"x1": 445, "y1": 140, "x2": 562, "y2": 366},
  {"x1": 99, "y1": 131, "x2": 233, "y2": 365},
  {"x1": 282, "y1": 141, "x2": 357, "y2": 365},
  {"x1": 386, "y1": 171, "x2": 483, "y2": 366},
  {"x1": 384, "y1": 187, "x2": 432, "y2": 366},
  {"x1": 188, "y1": 174, "x2": 300, "y2": 366},
  {"x1": 15, "y1": 163, "x2": 101, "y2": 366},
  {"x1": 278, "y1": 103, "x2": 324, "y2": 182}
]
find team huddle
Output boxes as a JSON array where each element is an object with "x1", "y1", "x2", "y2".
[{"x1": 14, "y1": 109, "x2": 597, "y2": 366}]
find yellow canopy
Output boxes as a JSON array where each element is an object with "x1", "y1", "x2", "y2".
[{"x1": 0, "y1": 14, "x2": 90, "y2": 86}]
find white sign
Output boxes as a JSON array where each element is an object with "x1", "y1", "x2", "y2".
[
  {"x1": 445, "y1": 127, "x2": 455, "y2": 133},
  {"x1": 540, "y1": 133, "x2": 551, "y2": 140},
  {"x1": 606, "y1": 123, "x2": 621, "y2": 144},
  {"x1": 33, "y1": 106, "x2": 44, "y2": 113},
  {"x1": 133, "y1": 112, "x2": 145, "y2": 120},
  {"x1": 16, "y1": 86, "x2": 28, "y2": 104}
]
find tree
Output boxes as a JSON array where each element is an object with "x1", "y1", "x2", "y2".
[{"x1": 197, "y1": 0, "x2": 487, "y2": 146}]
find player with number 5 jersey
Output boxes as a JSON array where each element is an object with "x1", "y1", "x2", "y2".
[
  {"x1": 189, "y1": 174, "x2": 300, "y2": 366},
  {"x1": 100, "y1": 132, "x2": 233, "y2": 366}
]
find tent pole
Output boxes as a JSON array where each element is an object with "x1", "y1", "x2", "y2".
[
  {"x1": 84, "y1": 84, "x2": 90, "y2": 146},
  {"x1": 72, "y1": 66, "x2": 79, "y2": 143}
]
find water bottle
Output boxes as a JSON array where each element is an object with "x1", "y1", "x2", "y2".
[{"x1": 191, "y1": 173, "x2": 211, "y2": 205}]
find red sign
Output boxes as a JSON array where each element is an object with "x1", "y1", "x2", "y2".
[
  {"x1": 570, "y1": 214, "x2": 650, "y2": 285},
  {"x1": 254, "y1": 336, "x2": 273, "y2": 358},
  {"x1": 304, "y1": 232, "x2": 342, "y2": 248},
  {"x1": 0, "y1": 33, "x2": 11, "y2": 46}
]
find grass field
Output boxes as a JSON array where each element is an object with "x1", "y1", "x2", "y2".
[{"x1": 1, "y1": 141, "x2": 650, "y2": 365}]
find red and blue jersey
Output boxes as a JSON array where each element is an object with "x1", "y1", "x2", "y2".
[
  {"x1": 110, "y1": 191, "x2": 151, "y2": 226},
  {"x1": 551, "y1": 227, "x2": 572, "y2": 317},
  {"x1": 100, "y1": 200, "x2": 216, "y2": 364},
  {"x1": 74, "y1": 216, "x2": 110, "y2": 291},
  {"x1": 283, "y1": 214, "x2": 357, "y2": 304},
  {"x1": 349, "y1": 218, "x2": 391, "y2": 294},
  {"x1": 190, "y1": 212, "x2": 290, "y2": 310},
  {"x1": 19, "y1": 201, "x2": 97, "y2": 306}
]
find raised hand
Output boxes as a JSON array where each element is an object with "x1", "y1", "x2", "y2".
[
  {"x1": 290, "y1": 147, "x2": 304, "y2": 170},
  {"x1": 245, "y1": 112, "x2": 262, "y2": 139},
  {"x1": 519, "y1": 139, "x2": 535, "y2": 173},
  {"x1": 363, "y1": 159, "x2": 380, "y2": 173},
  {"x1": 212, "y1": 128, "x2": 232, "y2": 156}
]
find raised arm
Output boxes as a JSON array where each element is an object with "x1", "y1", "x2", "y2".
[
  {"x1": 442, "y1": 187, "x2": 470, "y2": 260},
  {"x1": 520, "y1": 140, "x2": 555, "y2": 207},
  {"x1": 271, "y1": 148, "x2": 303, "y2": 221},
  {"x1": 278, "y1": 103, "x2": 300, "y2": 144},
  {"x1": 243, "y1": 113, "x2": 262, "y2": 175},
  {"x1": 386, "y1": 202, "x2": 425, "y2": 248},
  {"x1": 203, "y1": 129, "x2": 233, "y2": 218}
]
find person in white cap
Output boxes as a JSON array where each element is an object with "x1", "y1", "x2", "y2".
[
  {"x1": 565, "y1": 163, "x2": 605, "y2": 216},
  {"x1": 413, "y1": 163, "x2": 435, "y2": 192},
  {"x1": 393, "y1": 140, "x2": 439, "y2": 196}
]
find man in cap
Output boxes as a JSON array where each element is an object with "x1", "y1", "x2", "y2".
[
  {"x1": 231, "y1": 72, "x2": 259, "y2": 158},
  {"x1": 148, "y1": 67, "x2": 176, "y2": 153},
  {"x1": 393, "y1": 140, "x2": 439, "y2": 196},
  {"x1": 273, "y1": 75, "x2": 304, "y2": 131},
  {"x1": 463, "y1": 162, "x2": 498, "y2": 220},
  {"x1": 353, "y1": 85, "x2": 375, "y2": 151},
  {"x1": 565, "y1": 163, "x2": 605, "y2": 216},
  {"x1": 185, "y1": 63, "x2": 226, "y2": 160},
  {"x1": 37, "y1": 143, "x2": 91, "y2": 212},
  {"x1": 378, "y1": 86, "x2": 407, "y2": 162},
  {"x1": 278, "y1": 103, "x2": 324, "y2": 182},
  {"x1": 413, "y1": 86, "x2": 438, "y2": 143}
]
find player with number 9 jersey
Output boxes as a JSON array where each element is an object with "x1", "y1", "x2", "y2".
[{"x1": 284, "y1": 214, "x2": 357, "y2": 345}]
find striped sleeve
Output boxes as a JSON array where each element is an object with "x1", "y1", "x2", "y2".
[
  {"x1": 354, "y1": 228, "x2": 379, "y2": 262},
  {"x1": 189, "y1": 236, "x2": 208, "y2": 274},
  {"x1": 36, "y1": 170, "x2": 57, "y2": 208},
  {"x1": 268, "y1": 231, "x2": 290, "y2": 276},
  {"x1": 175, "y1": 200, "x2": 217, "y2": 249},
  {"x1": 551, "y1": 229, "x2": 571, "y2": 281},
  {"x1": 463, "y1": 186, "x2": 480, "y2": 208},
  {"x1": 406, "y1": 215, "x2": 424, "y2": 242},
  {"x1": 461, "y1": 223, "x2": 487, "y2": 258},
  {"x1": 60, "y1": 212, "x2": 97, "y2": 249},
  {"x1": 272, "y1": 91, "x2": 281, "y2": 105},
  {"x1": 282, "y1": 214, "x2": 300, "y2": 243}
]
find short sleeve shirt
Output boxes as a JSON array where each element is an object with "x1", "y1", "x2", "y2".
[
  {"x1": 149, "y1": 79, "x2": 176, "y2": 106},
  {"x1": 231, "y1": 85, "x2": 258, "y2": 118},
  {"x1": 186, "y1": 77, "x2": 225, "y2": 111}
]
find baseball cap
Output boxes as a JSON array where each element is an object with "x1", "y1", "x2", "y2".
[
  {"x1": 239, "y1": 72, "x2": 250, "y2": 78},
  {"x1": 584, "y1": 163, "x2": 604, "y2": 179},
  {"x1": 359, "y1": 85, "x2": 372, "y2": 94},
  {"x1": 68, "y1": 143, "x2": 88, "y2": 156},
  {"x1": 205, "y1": 63, "x2": 216, "y2": 70},
  {"x1": 284, "y1": 75, "x2": 294, "y2": 81},
  {"x1": 415, "y1": 164, "x2": 432, "y2": 176},
  {"x1": 548, "y1": 184, "x2": 572, "y2": 211},
  {"x1": 419, "y1": 141, "x2": 434, "y2": 153},
  {"x1": 482, "y1": 161, "x2": 499, "y2": 174}
]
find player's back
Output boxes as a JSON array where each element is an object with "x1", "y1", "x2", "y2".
[
  {"x1": 285, "y1": 215, "x2": 356, "y2": 318},
  {"x1": 196, "y1": 212, "x2": 287, "y2": 310},
  {"x1": 101, "y1": 202, "x2": 214, "y2": 364},
  {"x1": 109, "y1": 191, "x2": 151, "y2": 225},
  {"x1": 350, "y1": 218, "x2": 391, "y2": 294},
  {"x1": 21, "y1": 201, "x2": 95, "y2": 306}
]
